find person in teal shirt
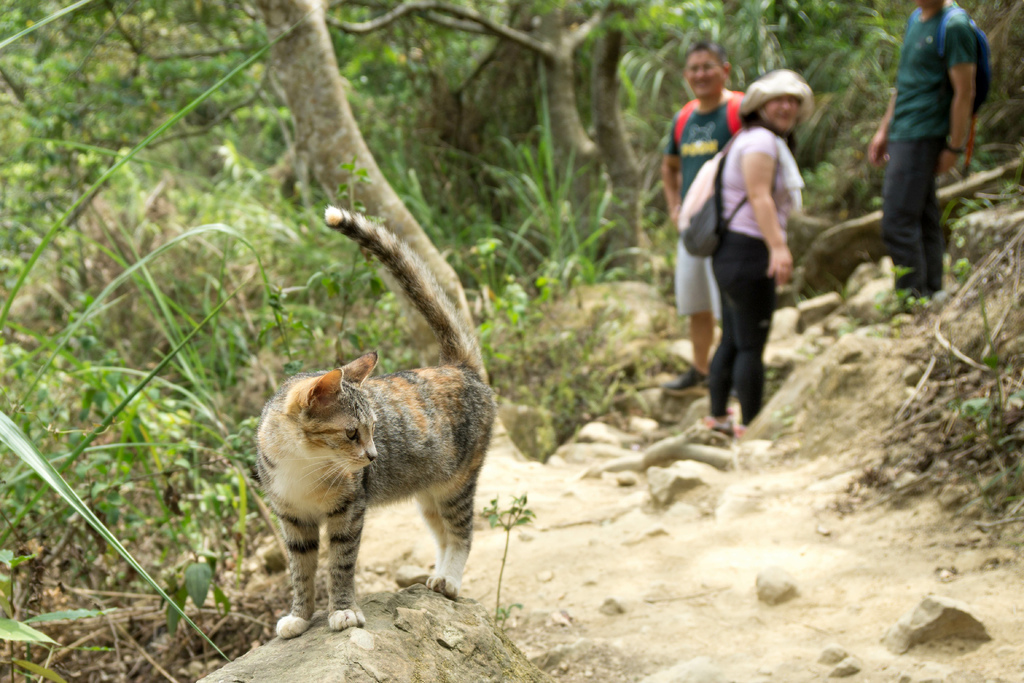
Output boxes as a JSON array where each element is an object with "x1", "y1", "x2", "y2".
[
  {"x1": 660, "y1": 41, "x2": 742, "y2": 391},
  {"x1": 868, "y1": 0, "x2": 977, "y2": 298}
]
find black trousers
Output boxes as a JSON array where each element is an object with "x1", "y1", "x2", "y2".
[
  {"x1": 881, "y1": 138, "x2": 945, "y2": 297},
  {"x1": 710, "y1": 232, "x2": 776, "y2": 424}
]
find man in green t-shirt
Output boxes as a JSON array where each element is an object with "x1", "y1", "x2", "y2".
[
  {"x1": 660, "y1": 41, "x2": 742, "y2": 391},
  {"x1": 868, "y1": 0, "x2": 977, "y2": 298}
]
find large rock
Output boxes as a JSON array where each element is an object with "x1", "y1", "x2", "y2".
[
  {"x1": 394, "y1": 565, "x2": 430, "y2": 588},
  {"x1": 628, "y1": 387, "x2": 706, "y2": 424},
  {"x1": 199, "y1": 586, "x2": 551, "y2": 683},
  {"x1": 845, "y1": 260, "x2": 883, "y2": 297},
  {"x1": 797, "y1": 292, "x2": 843, "y2": 329},
  {"x1": 576, "y1": 421, "x2": 642, "y2": 448},
  {"x1": 883, "y1": 595, "x2": 991, "y2": 654},
  {"x1": 949, "y1": 206, "x2": 1024, "y2": 265},
  {"x1": 498, "y1": 402, "x2": 557, "y2": 462},
  {"x1": 786, "y1": 211, "x2": 833, "y2": 265},
  {"x1": 647, "y1": 461, "x2": 717, "y2": 506},
  {"x1": 744, "y1": 334, "x2": 902, "y2": 454},
  {"x1": 843, "y1": 278, "x2": 893, "y2": 323},
  {"x1": 768, "y1": 306, "x2": 800, "y2": 344}
]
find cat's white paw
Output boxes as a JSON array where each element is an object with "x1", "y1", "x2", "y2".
[
  {"x1": 426, "y1": 575, "x2": 460, "y2": 599},
  {"x1": 276, "y1": 615, "x2": 310, "y2": 639},
  {"x1": 328, "y1": 608, "x2": 365, "y2": 631}
]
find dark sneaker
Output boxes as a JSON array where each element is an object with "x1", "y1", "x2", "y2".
[{"x1": 661, "y1": 367, "x2": 707, "y2": 391}]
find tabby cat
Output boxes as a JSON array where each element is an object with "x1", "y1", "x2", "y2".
[{"x1": 256, "y1": 206, "x2": 495, "y2": 639}]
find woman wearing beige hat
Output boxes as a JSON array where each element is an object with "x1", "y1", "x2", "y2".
[{"x1": 704, "y1": 69, "x2": 813, "y2": 438}]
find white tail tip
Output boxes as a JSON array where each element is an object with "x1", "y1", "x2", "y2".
[{"x1": 324, "y1": 205, "x2": 345, "y2": 227}]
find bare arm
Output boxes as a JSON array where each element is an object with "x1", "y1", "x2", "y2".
[
  {"x1": 661, "y1": 155, "x2": 683, "y2": 226},
  {"x1": 741, "y1": 151, "x2": 791, "y2": 286},
  {"x1": 937, "y1": 61, "x2": 976, "y2": 174},
  {"x1": 868, "y1": 89, "x2": 897, "y2": 167}
]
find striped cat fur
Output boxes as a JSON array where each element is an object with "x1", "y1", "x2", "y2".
[{"x1": 255, "y1": 206, "x2": 495, "y2": 639}]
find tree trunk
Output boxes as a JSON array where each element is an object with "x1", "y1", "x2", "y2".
[
  {"x1": 591, "y1": 28, "x2": 642, "y2": 260},
  {"x1": 797, "y1": 159, "x2": 1023, "y2": 293},
  {"x1": 535, "y1": 11, "x2": 599, "y2": 168},
  {"x1": 255, "y1": 0, "x2": 473, "y2": 366}
]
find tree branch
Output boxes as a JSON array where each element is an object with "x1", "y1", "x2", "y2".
[
  {"x1": 149, "y1": 91, "x2": 261, "y2": 147},
  {"x1": 451, "y1": 39, "x2": 500, "y2": 97},
  {"x1": 567, "y1": 9, "x2": 606, "y2": 51},
  {"x1": 0, "y1": 64, "x2": 26, "y2": 104},
  {"x1": 104, "y1": 0, "x2": 144, "y2": 57},
  {"x1": 324, "y1": 1, "x2": 554, "y2": 58},
  {"x1": 148, "y1": 45, "x2": 257, "y2": 60},
  {"x1": 421, "y1": 10, "x2": 489, "y2": 34}
]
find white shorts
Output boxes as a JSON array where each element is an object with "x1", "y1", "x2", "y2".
[{"x1": 675, "y1": 238, "x2": 721, "y2": 318}]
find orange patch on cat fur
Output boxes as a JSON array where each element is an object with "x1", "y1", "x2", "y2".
[{"x1": 284, "y1": 374, "x2": 332, "y2": 414}]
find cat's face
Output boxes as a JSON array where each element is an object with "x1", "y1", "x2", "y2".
[{"x1": 259, "y1": 353, "x2": 380, "y2": 478}]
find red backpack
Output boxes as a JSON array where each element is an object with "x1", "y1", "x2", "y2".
[{"x1": 672, "y1": 90, "x2": 744, "y2": 148}]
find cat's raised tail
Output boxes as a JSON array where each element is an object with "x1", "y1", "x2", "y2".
[{"x1": 324, "y1": 206, "x2": 483, "y2": 377}]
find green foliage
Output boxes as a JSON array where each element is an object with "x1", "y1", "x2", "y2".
[
  {"x1": 0, "y1": 619, "x2": 57, "y2": 644},
  {"x1": 1, "y1": 547, "x2": 110, "y2": 683},
  {"x1": 483, "y1": 494, "x2": 535, "y2": 628},
  {"x1": 952, "y1": 258, "x2": 972, "y2": 284},
  {"x1": 0, "y1": 409, "x2": 227, "y2": 657},
  {"x1": 481, "y1": 281, "x2": 628, "y2": 445},
  {"x1": 1, "y1": 0, "x2": 1022, "y2": 673}
]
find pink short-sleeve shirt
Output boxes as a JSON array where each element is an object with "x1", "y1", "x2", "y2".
[{"x1": 720, "y1": 127, "x2": 793, "y2": 242}]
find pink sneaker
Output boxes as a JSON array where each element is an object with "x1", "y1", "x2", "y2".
[{"x1": 702, "y1": 416, "x2": 746, "y2": 439}]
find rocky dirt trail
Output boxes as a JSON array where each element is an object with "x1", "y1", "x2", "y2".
[
  {"x1": 228, "y1": 236, "x2": 1024, "y2": 683},
  {"x1": 349, "y1": 255, "x2": 1024, "y2": 683},
  {"x1": 353, "y1": 423, "x2": 1021, "y2": 682}
]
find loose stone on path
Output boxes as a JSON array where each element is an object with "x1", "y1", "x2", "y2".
[
  {"x1": 755, "y1": 566, "x2": 799, "y2": 605},
  {"x1": 883, "y1": 594, "x2": 991, "y2": 654}
]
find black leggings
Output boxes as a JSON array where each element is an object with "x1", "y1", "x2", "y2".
[{"x1": 710, "y1": 232, "x2": 776, "y2": 424}]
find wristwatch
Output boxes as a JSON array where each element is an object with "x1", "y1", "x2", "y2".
[{"x1": 944, "y1": 143, "x2": 965, "y2": 154}]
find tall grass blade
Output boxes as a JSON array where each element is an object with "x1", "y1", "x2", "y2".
[
  {"x1": 0, "y1": 410, "x2": 228, "y2": 659},
  {"x1": 0, "y1": 28, "x2": 288, "y2": 331},
  {"x1": 1, "y1": 282, "x2": 245, "y2": 546},
  {"x1": 0, "y1": 0, "x2": 98, "y2": 53},
  {"x1": 18, "y1": 224, "x2": 265, "y2": 406}
]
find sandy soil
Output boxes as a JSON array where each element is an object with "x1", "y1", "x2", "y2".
[
  {"x1": 353, "y1": 428, "x2": 1023, "y2": 683},
  {"x1": 254, "y1": 273, "x2": 1024, "y2": 683}
]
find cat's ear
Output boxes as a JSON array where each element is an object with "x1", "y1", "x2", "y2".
[
  {"x1": 304, "y1": 369, "x2": 343, "y2": 407},
  {"x1": 339, "y1": 352, "x2": 378, "y2": 386}
]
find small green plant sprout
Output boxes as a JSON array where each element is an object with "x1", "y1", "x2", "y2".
[
  {"x1": 877, "y1": 264, "x2": 927, "y2": 316},
  {"x1": 482, "y1": 494, "x2": 535, "y2": 629},
  {"x1": 952, "y1": 258, "x2": 972, "y2": 285},
  {"x1": 164, "y1": 558, "x2": 230, "y2": 636},
  {"x1": 338, "y1": 157, "x2": 372, "y2": 213}
]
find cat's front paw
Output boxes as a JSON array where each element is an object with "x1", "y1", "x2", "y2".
[
  {"x1": 426, "y1": 575, "x2": 460, "y2": 599},
  {"x1": 328, "y1": 608, "x2": 365, "y2": 631},
  {"x1": 276, "y1": 615, "x2": 311, "y2": 639}
]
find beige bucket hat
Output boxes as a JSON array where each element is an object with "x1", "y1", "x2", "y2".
[{"x1": 740, "y1": 69, "x2": 814, "y2": 124}]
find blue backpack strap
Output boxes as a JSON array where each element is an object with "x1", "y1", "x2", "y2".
[
  {"x1": 907, "y1": 7, "x2": 921, "y2": 36},
  {"x1": 936, "y1": 6, "x2": 967, "y2": 57}
]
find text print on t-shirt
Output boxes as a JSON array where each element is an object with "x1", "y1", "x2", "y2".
[{"x1": 681, "y1": 121, "x2": 720, "y2": 158}]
